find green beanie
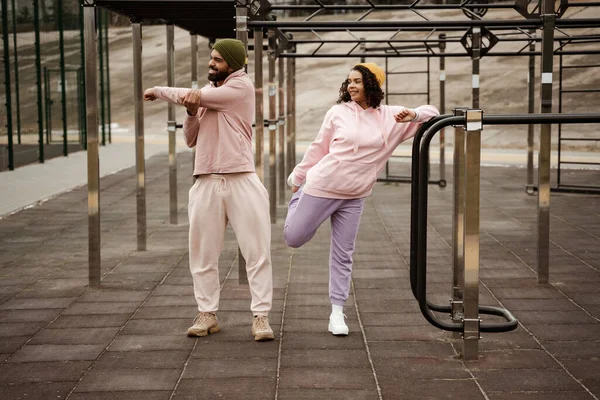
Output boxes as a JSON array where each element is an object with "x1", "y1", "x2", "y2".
[{"x1": 212, "y1": 39, "x2": 246, "y2": 71}]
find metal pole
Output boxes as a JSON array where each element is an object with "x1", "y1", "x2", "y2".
[
  {"x1": 254, "y1": 28, "x2": 265, "y2": 183},
  {"x1": 439, "y1": 34, "x2": 446, "y2": 184},
  {"x1": 527, "y1": 29, "x2": 536, "y2": 195},
  {"x1": 98, "y1": 9, "x2": 105, "y2": 146},
  {"x1": 1, "y1": 0, "x2": 13, "y2": 170},
  {"x1": 268, "y1": 29, "x2": 277, "y2": 224},
  {"x1": 291, "y1": 57, "x2": 296, "y2": 168},
  {"x1": 278, "y1": 56, "x2": 285, "y2": 205},
  {"x1": 472, "y1": 28, "x2": 481, "y2": 108},
  {"x1": 44, "y1": 67, "x2": 50, "y2": 144},
  {"x1": 191, "y1": 34, "x2": 198, "y2": 88},
  {"x1": 451, "y1": 108, "x2": 466, "y2": 327},
  {"x1": 104, "y1": 9, "x2": 111, "y2": 144},
  {"x1": 360, "y1": 37, "x2": 365, "y2": 63},
  {"x1": 33, "y1": 0, "x2": 44, "y2": 163},
  {"x1": 79, "y1": 0, "x2": 87, "y2": 149},
  {"x1": 236, "y1": 4, "x2": 249, "y2": 283},
  {"x1": 132, "y1": 21, "x2": 146, "y2": 251},
  {"x1": 286, "y1": 57, "x2": 293, "y2": 179},
  {"x1": 462, "y1": 108, "x2": 483, "y2": 361},
  {"x1": 10, "y1": 0, "x2": 20, "y2": 144},
  {"x1": 166, "y1": 24, "x2": 178, "y2": 225},
  {"x1": 58, "y1": 0, "x2": 68, "y2": 156},
  {"x1": 83, "y1": 2, "x2": 101, "y2": 287},
  {"x1": 537, "y1": 0, "x2": 555, "y2": 284}
]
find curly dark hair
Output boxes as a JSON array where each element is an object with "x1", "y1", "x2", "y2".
[{"x1": 337, "y1": 65, "x2": 384, "y2": 109}]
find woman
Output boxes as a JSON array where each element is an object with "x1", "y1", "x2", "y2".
[{"x1": 284, "y1": 62, "x2": 439, "y2": 336}]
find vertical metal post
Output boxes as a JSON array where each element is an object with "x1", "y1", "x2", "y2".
[
  {"x1": 254, "y1": 28, "x2": 264, "y2": 183},
  {"x1": 33, "y1": 0, "x2": 44, "y2": 163},
  {"x1": 84, "y1": 1, "x2": 101, "y2": 287},
  {"x1": 236, "y1": 4, "x2": 249, "y2": 283},
  {"x1": 10, "y1": 0, "x2": 20, "y2": 144},
  {"x1": 44, "y1": 67, "x2": 50, "y2": 143},
  {"x1": 537, "y1": 0, "x2": 555, "y2": 284},
  {"x1": 526, "y1": 29, "x2": 536, "y2": 194},
  {"x1": 268, "y1": 29, "x2": 277, "y2": 224},
  {"x1": 286, "y1": 56, "x2": 293, "y2": 179},
  {"x1": 451, "y1": 108, "x2": 466, "y2": 327},
  {"x1": 79, "y1": 0, "x2": 87, "y2": 149},
  {"x1": 359, "y1": 37, "x2": 365, "y2": 63},
  {"x1": 104, "y1": 9, "x2": 111, "y2": 144},
  {"x1": 439, "y1": 34, "x2": 446, "y2": 184},
  {"x1": 166, "y1": 24, "x2": 178, "y2": 225},
  {"x1": 98, "y1": 9, "x2": 105, "y2": 146},
  {"x1": 1, "y1": 0, "x2": 13, "y2": 170},
  {"x1": 278, "y1": 56, "x2": 285, "y2": 205},
  {"x1": 132, "y1": 21, "x2": 146, "y2": 252},
  {"x1": 191, "y1": 34, "x2": 198, "y2": 88},
  {"x1": 471, "y1": 28, "x2": 481, "y2": 109},
  {"x1": 462, "y1": 109, "x2": 483, "y2": 361},
  {"x1": 58, "y1": 0, "x2": 68, "y2": 156},
  {"x1": 291, "y1": 56, "x2": 296, "y2": 168}
]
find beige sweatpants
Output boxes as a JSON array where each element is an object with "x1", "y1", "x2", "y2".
[{"x1": 188, "y1": 172, "x2": 273, "y2": 316}]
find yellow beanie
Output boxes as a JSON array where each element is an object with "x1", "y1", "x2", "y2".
[{"x1": 355, "y1": 62, "x2": 385, "y2": 87}]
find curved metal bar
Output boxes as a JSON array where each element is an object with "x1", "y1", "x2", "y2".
[{"x1": 415, "y1": 116, "x2": 519, "y2": 332}]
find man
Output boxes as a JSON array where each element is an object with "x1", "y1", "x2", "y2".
[{"x1": 144, "y1": 38, "x2": 274, "y2": 341}]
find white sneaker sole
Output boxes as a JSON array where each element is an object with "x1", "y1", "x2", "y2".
[{"x1": 328, "y1": 323, "x2": 349, "y2": 336}]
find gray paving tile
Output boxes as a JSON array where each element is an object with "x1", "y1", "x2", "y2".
[
  {"x1": 487, "y1": 392, "x2": 592, "y2": 400},
  {"x1": 93, "y1": 351, "x2": 189, "y2": 369},
  {"x1": 29, "y1": 327, "x2": 120, "y2": 345},
  {"x1": 0, "y1": 382, "x2": 75, "y2": 400},
  {"x1": 121, "y1": 319, "x2": 190, "y2": 336},
  {"x1": 191, "y1": 340, "x2": 279, "y2": 359},
  {"x1": 475, "y1": 369, "x2": 583, "y2": 392},
  {"x1": 0, "y1": 322, "x2": 46, "y2": 337},
  {"x1": 282, "y1": 332, "x2": 365, "y2": 350},
  {"x1": 524, "y1": 324, "x2": 600, "y2": 341},
  {"x1": 0, "y1": 361, "x2": 91, "y2": 383},
  {"x1": 78, "y1": 290, "x2": 150, "y2": 302},
  {"x1": 0, "y1": 308, "x2": 62, "y2": 323},
  {"x1": 543, "y1": 340, "x2": 600, "y2": 359},
  {"x1": 62, "y1": 302, "x2": 140, "y2": 315},
  {"x1": 280, "y1": 349, "x2": 370, "y2": 368},
  {"x1": 364, "y1": 326, "x2": 448, "y2": 341},
  {"x1": 173, "y1": 377, "x2": 276, "y2": 400},
  {"x1": 108, "y1": 335, "x2": 194, "y2": 352},
  {"x1": 278, "y1": 367, "x2": 375, "y2": 389},
  {"x1": 0, "y1": 297, "x2": 77, "y2": 310},
  {"x1": 182, "y1": 358, "x2": 277, "y2": 379},
  {"x1": 368, "y1": 341, "x2": 456, "y2": 358},
  {"x1": 8, "y1": 344, "x2": 105, "y2": 362},
  {"x1": 48, "y1": 314, "x2": 131, "y2": 329},
  {"x1": 466, "y1": 349, "x2": 559, "y2": 370},
  {"x1": 75, "y1": 369, "x2": 181, "y2": 392},
  {"x1": 69, "y1": 392, "x2": 171, "y2": 400},
  {"x1": 379, "y1": 377, "x2": 484, "y2": 399}
]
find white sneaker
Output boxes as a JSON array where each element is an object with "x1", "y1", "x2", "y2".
[{"x1": 328, "y1": 311, "x2": 349, "y2": 336}]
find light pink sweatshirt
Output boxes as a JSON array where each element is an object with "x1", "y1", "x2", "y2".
[
  {"x1": 152, "y1": 69, "x2": 255, "y2": 175},
  {"x1": 289, "y1": 101, "x2": 439, "y2": 199}
]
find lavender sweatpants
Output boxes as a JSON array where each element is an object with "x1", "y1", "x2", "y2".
[{"x1": 284, "y1": 189, "x2": 366, "y2": 306}]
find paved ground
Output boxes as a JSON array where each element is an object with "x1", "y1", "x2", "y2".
[{"x1": 0, "y1": 151, "x2": 599, "y2": 399}]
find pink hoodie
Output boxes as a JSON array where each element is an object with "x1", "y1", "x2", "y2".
[
  {"x1": 289, "y1": 101, "x2": 439, "y2": 199},
  {"x1": 152, "y1": 69, "x2": 255, "y2": 175}
]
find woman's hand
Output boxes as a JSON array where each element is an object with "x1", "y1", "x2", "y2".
[
  {"x1": 292, "y1": 185, "x2": 300, "y2": 193},
  {"x1": 181, "y1": 89, "x2": 202, "y2": 116},
  {"x1": 143, "y1": 88, "x2": 157, "y2": 101},
  {"x1": 394, "y1": 108, "x2": 416, "y2": 123}
]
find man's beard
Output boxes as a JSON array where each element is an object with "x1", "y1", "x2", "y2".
[{"x1": 208, "y1": 68, "x2": 230, "y2": 82}]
